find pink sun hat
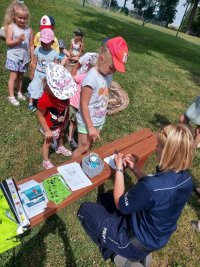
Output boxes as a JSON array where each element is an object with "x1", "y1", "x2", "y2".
[
  {"x1": 46, "y1": 63, "x2": 78, "y2": 100},
  {"x1": 39, "y1": 28, "x2": 54, "y2": 44}
]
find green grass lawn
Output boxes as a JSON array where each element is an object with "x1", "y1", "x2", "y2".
[{"x1": 0, "y1": 0, "x2": 200, "y2": 266}]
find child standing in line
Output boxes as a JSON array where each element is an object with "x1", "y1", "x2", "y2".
[
  {"x1": 4, "y1": 0, "x2": 34, "y2": 106},
  {"x1": 37, "y1": 62, "x2": 78, "y2": 169},
  {"x1": 34, "y1": 15, "x2": 59, "y2": 53},
  {"x1": 68, "y1": 39, "x2": 110, "y2": 149},
  {"x1": 28, "y1": 28, "x2": 59, "y2": 112},
  {"x1": 72, "y1": 36, "x2": 128, "y2": 159}
]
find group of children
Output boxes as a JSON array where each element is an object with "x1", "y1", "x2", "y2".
[
  {"x1": 2, "y1": 1, "x2": 200, "y2": 266},
  {"x1": 3, "y1": 0, "x2": 128, "y2": 169},
  {"x1": 4, "y1": 1, "x2": 200, "y2": 172}
]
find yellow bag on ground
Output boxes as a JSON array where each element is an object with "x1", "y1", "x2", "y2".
[{"x1": 0, "y1": 189, "x2": 21, "y2": 253}]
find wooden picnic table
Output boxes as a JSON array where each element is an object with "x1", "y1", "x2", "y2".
[{"x1": 17, "y1": 128, "x2": 157, "y2": 228}]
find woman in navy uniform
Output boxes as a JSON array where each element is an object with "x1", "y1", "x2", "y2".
[{"x1": 77, "y1": 124, "x2": 194, "y2": 265}]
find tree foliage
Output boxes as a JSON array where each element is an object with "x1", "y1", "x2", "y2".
[
  {"x1": 132, "y1": 0, "x2": 179, "y2": 27},
  {"x1": 185, "y1": 0, "x2": 200, "y2": 33},
  {"x1": 102, "y1": 0, "x2": 119, "y2": 9},
  {"x1": 181, "y1": 5, "x2": 200, "y2": 36},
  {"x1": 157, "y1": 0, "x2": 179, "y2": 25}
]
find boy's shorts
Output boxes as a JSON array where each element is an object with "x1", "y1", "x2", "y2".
[
  {"x1": 5, "y1": 59, "x2": 28, "y2": 72},
  {"x1": 77, "y1": 124, "x2": 103, "y2": 134},
  {"x1": 69, "y1": 105, "x2": 78, "y2": 122}
]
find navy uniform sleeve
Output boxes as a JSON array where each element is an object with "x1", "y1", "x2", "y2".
[{"x1": 119, "y1": 178, "x2": 153, "y2": 215}]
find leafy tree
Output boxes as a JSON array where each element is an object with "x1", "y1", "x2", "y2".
[
  {"x1": 186, "y1": 0, "x2": 200, "y2": 34},
  {"x1": 102, "y1": 0, "x2": 119, "y2": 8},
  {"x1": 181, "y1": 5, "x2": 200, "y2": 35},
  {"x1": 157, "y1": 0, "x2": 179, "y2": 27},
  {"x1": 132, "y1": 0, "x2": 158, "y2": 19}
]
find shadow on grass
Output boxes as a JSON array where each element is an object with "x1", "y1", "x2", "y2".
[
  {"x1": 149, "y1": 113, "x2": 171, "y2": 128},
  {"x1": 3, "y1": 215, "x2": 76, "y2": 267}
]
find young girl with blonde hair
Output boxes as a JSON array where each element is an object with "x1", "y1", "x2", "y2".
[
  {"x1": 72, "y1": 36, "x2": 128, "y2": 159},
  {"x1": 4, "y1": 0, "x2": 34, "y2": 106},
  {"x1": 78, "y1": 124, "x2": 194, "y2": 266}
]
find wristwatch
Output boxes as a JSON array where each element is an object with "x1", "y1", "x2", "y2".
[{"x1": 115, "y1": 168, "x2": 123, "y2": 173}]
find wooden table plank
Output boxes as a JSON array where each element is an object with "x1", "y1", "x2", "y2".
[{"x1": 17, "y1": 129, "x2": 156, "y2": 228}]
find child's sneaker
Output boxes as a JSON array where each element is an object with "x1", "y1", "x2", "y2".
[
  {"x1": 17, "y1": 92, "x2": 26, "y2": 100},
  {"x1": 8, "y1": 96, "x2": 19, "y2": 106},
  {"x1": 28, "y1": 104, "x2": 36, "y2": 112},
  {"x1": 56, "y1": 146, "x2": 72, "y2": 157},
  {"x1": 68, "y1": 139, "x2": 78, "y2": 149},
  {"x1": 42, "y1": 160, "x2": 55, "y2": 170}
]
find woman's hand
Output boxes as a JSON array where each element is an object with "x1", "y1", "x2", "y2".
[
  {"x1": 88, "y1": 126, "x2": 100, "y2": 143},
  {"x1": 45, "y1": 130, "x2": 53, "y2": 144},
  {"x1": 114, "y1": 153, "x2": 124, "y2": 170},
  {"x1": 123, "y1": 154, "x2": 138, "y2": 170}
]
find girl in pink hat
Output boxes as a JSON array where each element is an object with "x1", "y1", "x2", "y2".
[{"x1": 27, "y1": 28, "x2": 60, "y2": 112}]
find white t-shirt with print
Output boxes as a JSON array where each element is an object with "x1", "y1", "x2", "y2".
[{"x1": 76, "y1": 67, "x2": 112, "y2": 127}]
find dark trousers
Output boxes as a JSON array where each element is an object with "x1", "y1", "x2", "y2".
[{"x1": 77, "y1": 193, "x2": 149, "y2": 261}]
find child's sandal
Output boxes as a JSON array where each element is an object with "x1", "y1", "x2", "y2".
[
  {"x1": 18, "y1": 92, "x2": 26, "y2": 100},
  {"x1": 56, "y1": 146, "x2": 72, "y2": 157},
  {"x1": 42, "y1": 160, "x2": 55, "y2": 170},
  {"x1": 8, "y1": 96, "x2": 20, "y2": 106}
]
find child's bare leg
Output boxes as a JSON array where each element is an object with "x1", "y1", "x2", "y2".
[
  {"x1": 194, "y1": 126, "x2": 200, "y2": 147},
  {"x1": 68, "y1": 120, "x2": 77, "y2": 141},
  {"x1": 42, "y1": 141, "x2": 51, "y2": 161},
  {"x1": 15, "y1": 72, "x2": 24, "y2": 94},
  {"x1": 72, "y1": 133, "x2": 92, "y2": 159},
  {"x1": 56, "y1": 135, "x2": 72, "y2": 156},
  {"x1": 179, "y1": 114, "x2": 189, "y2": 124},
  {"x1": 179, "y1": 114, "x2": 194, "y2": 135},
  {"x1": 8, "y1": 71, "x2": 18, "y2": 97},
  {"x1": 61, "y1": 56, "x2": 70, "y2": 66},
  {"x1": 29, "y1": 97, "x2": 33, "y2": 105},
  {"x1": 70, "y1": 56, "x2": 79, "y2": 62},
  {"x1": 57, "y1": 136, "x2": 64, "y2": 147}
]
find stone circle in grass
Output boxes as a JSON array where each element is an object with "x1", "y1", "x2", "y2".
[{"x1": 107, "y1": 81, "x2": 129, "y2": 115}]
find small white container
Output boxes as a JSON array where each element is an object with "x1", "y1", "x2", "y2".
[{"x1": 82, "y1": 153, "x2": 104, "y2": 178}]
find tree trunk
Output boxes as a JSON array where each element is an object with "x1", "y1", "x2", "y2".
[
  {"x1": 123, "y1": 0, "x2": 127, "y2": 8},
  {"x1": 186, "y1": 0, "x2": 199, "y2": 34}
]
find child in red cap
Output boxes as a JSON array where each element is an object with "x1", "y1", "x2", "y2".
[{"x1": 72, "y1": 36, "x2": 128, "y2": 159}]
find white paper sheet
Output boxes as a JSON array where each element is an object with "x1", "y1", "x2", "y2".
[
  {"x1": 103, "y1": 154, "x2": 116, "y2": 169},
  {"x1": 18, "y1": 179, "x2": 38, "y2": 190},
  {"x1": 57, "y1": 162, "x2": 92, "y2": 191}
]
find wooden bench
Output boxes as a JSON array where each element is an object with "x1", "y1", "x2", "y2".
[{"x1": 17, "y1": 128, "x2": 157, "y2": 228}]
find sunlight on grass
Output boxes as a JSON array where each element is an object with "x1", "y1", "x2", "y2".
[{"x1": 0, "y1": 0, "x2": 200, "y2": 266}]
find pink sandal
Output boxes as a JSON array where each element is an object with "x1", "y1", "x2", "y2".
[
  {"x1": 56, "y1": 146, "x2": 72, "y2": 157},
  {"x1": 42, "y1": 160, "x2": 55, "y2": 170}
]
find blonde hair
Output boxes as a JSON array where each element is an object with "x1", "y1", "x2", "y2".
[
  {"x1": 157, "y1": 123, "x2": 194, "y2": 172},
  {"x1": 3, "y1": 0, "x2": 30, "y2": 27},
  {"x1": 97, "y1": 49, "x2": 112, "y2": 67}
]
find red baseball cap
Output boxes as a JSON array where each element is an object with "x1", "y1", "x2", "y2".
[{"x1": 107, "y1": 36, "x2": 128, "y2": 73}]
